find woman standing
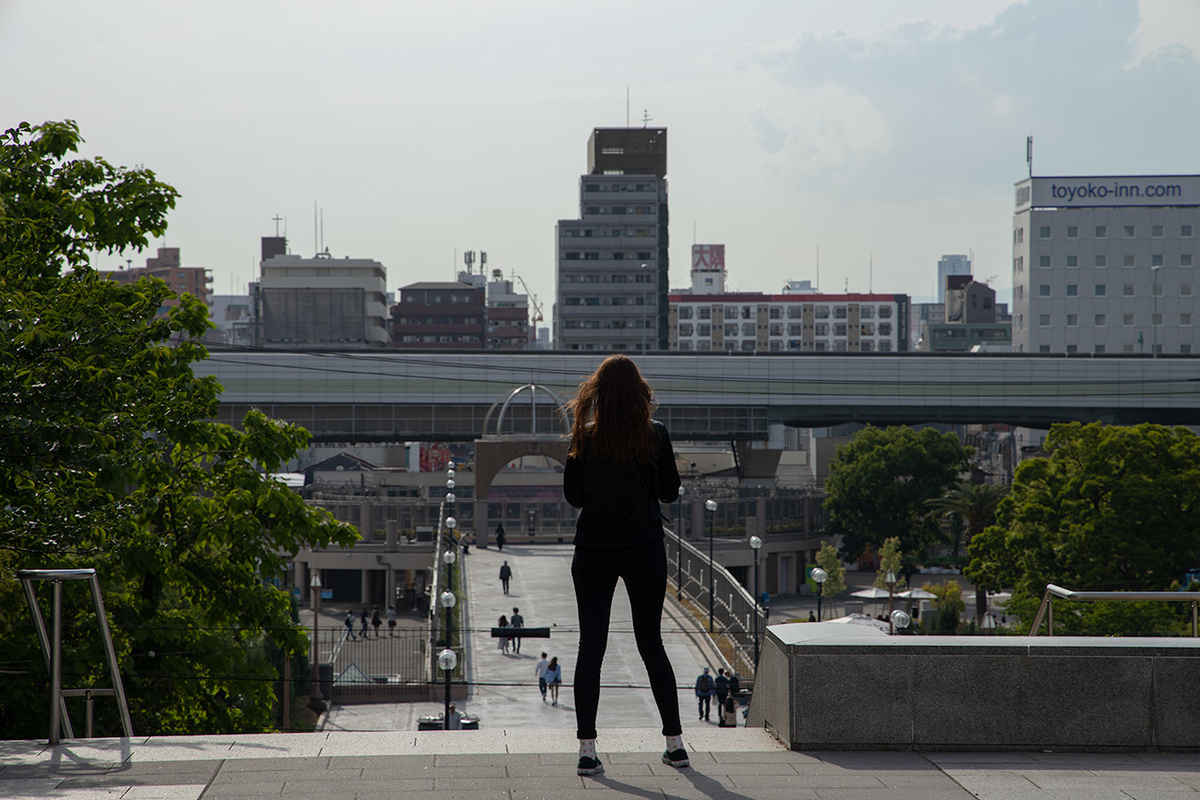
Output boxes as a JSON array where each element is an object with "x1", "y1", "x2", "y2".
[
  {"x1": 545, "y1": 656, "x2": 563, "y2": 706},
  {"x1": 497, "y1": 614, "x2": 509, "y2": 654},
  {"x1": 563, "y1": 354, "x2": 688, "y2": 776}
]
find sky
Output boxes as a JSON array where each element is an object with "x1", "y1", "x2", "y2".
[{"x1": 3, "y1": 0, "x2": 1199, "y2": 320}]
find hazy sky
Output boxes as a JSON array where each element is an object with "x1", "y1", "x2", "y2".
[{"x1": 3, "y1": 0, "x2": 1198, "y2": 317}]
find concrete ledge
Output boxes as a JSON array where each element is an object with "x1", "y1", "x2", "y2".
[{"x1": 748, "y1": 622, "x2": 1200, "y2": 752}]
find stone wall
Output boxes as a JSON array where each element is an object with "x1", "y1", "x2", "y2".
[{"x1": 749, "y1": 622, "x2": 1200, "y2": 751}]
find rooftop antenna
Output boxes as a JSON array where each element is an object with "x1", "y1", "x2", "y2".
[
  {"x1": 313, "y1": 202, "x2": 317, "y2": 257},
  {"x1": 1026, "y1": 135, "x2": 1033, "y2": 178},
  {"x1": 272, "y1": 214, "x2": 283, "y2": 236},
  {"x1": 320, "y1": 208, "x2": 324, "y2": 254},
  {"x1": 844, "y1": 276, "x2": 849, "y2": 293},
  {"x1": 642, "y1": 109, "x2": 652, "y2": 128},
  {"x1": 464, "y1": 250, "x2": 476, "y2": 275}
]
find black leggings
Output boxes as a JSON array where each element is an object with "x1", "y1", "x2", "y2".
[{"x1": 571, "y1": 540, "x2": 682, "y2": 740}]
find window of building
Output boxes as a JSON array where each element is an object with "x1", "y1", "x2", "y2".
[
  {"x1": 725, "y1": 306, "x2": 738, "y2": 316},
  {"x1": 769, "y1": 323, "x2": 783, "y2": 336},
  {"x1": 878, "y1": 306, "x2": 892, "y2": 319},
  {"x1": 1094, "y1": 344, "x2": 1106, "y2": 354},
  {"x1": 833, "y1": 323, "x2": 848, "y2": 336},
  {"x1": 833, "y1": 307, "x2": 847, "y2": 319},
  {"x1": 785, "y1": 306, "x2": 801, "y2": 319},
  {"x1": 861, "y1": 340, "x2": 874, "y2": 352},
  {"x1": 1124, "y1": 254, "x2": 1136, "y2": 267},
  {"x1": 1067, "y1": 284, "x2": 1078, "y2": 296},
  {"x1": 1123, "y1": 313, "x2": 1135, "y2": 325},
  {"x1": 697, "y1": 324, "x2": 711, "y2": 336},
  {"x1": 1152, "y1": 283, "x2": 1164, "y2": 296},
  {"x1": 1067, "y1": 313, "x2": 1078, "y2": 326},
  {"x1": 584, "y1": 252, "x2": 599, "y2": 260},
  {"x1": 1095, "y1": 314, "x2": 1106, "y2": 325},
  {"x1": 879, "y1": 322, "x2": 892, "y2": 335},
  {"x1": 1094, "y1": 284, "x2": 1106, "y2": 296},
  {"x1": 1151, "y1": 254, "x2": 1163, "y2": 267},
  {"x1": 637, "y1": 251, "x2": 653, "y2": 259},
  {"x1": 586, "y1": 206, "x2": 601, "y2": 214},
  {"x1": 1183, "y1": 224, "x2": 1194, "y2": 238},
  {"x1": 1067, "y1": 255, "x2": 1078, "y2": 268},
  {"x1": 815, "y1": 306, "x2": 830, "y2": 319},
  {"x1": 1018, "y1": 228, "x2": 1024, "y2": 243},
  {"x1": 1039, "y1": 345, "x2": 1051, "y2": 353},
  {"x1": 769, "y1": 307, "x2": 782, "y2": 319},
  {"x1": 722, "y1": 341, "x2": 737, "y2": 352},
  {"x1": 1182, "y1": 283, "x2": 1193, "y2": 296},
  {"x1": 1152, "y1": 224, "x2": 1164, "y2": 238},
  {"x1": 859, "y1": 306, "x2": 874, "y2": 319},
  {"x1": 565, "y1": 252, "x2": 580, "y2": 260},
  {"x1": 724, "y1": 323, "x2": 738, "y2": 336},
  {"x1": 1184, "y1": 344, "x2": 1194, "y2": 354},
  {"x1": 1183, "y1": 254, "x2": 1193, "y2": 267},
  {"x1": 612, "y1": 252, "x2": 625, "y2": 260},
  {"x1": 1067, "y1": 225, "x2": 1078, "y2": 238},
  {"x1": 1066, "y1": 344, "x2": 1078, "y2": 354},
  {"x1": 1182, "y1": 313, "x2": 1192, "y2": 326},
  {"x1": 861, "y1": 323, "x2": 875, "y2": 335},
  {"x1": 813, "y1": 323, "x2": 828, "y2": 336},
  {"x1": 1123, "y1": 283, "x2": 1135, "y2": 296},
  {"x1": 1039, "y1": 255, "x2": 1051, "y2": 268},
  {"x1": 678, "y1": 306, "x2": 693, "y2": 320},
  {"x1": 1095, "y1": 254, "x2": 1107, "y2": 268},
  {"x1": 1039, "y1": 284, "x2": 1051, "y2": 296},
  {"x1": 878, "y1": 340, "x2": 892, "y2": 352},
  {"x1": 1152, "y1": 313, "x2": 1163, "y2": 326},
  {"x1": 678, "y1": 323, "x2": 694, "y2": 336},
  {"x1": 1124, "y1": 225, "x2": 1136, "y2": 238},
  {"x1": 788, "y1": 323, "x2": 803, "y2": 336},
  {"x1": 1096, "y1": 225, "x2": 1107, "y2": 238},
  {"x1": 1039, "y1": 226, "x2": 1051, "y2": 239},
  {"x1": 1039, "y1": 314, "x2": 1051, "y2": 326},
  {"x1": 611, "y1": 206, "x2": 626, "y2": 214},
  {"x1": 833, "y1": 340, "x2": 848, "y2": 352},
  {"x1": 698, "y1": 307, "x2": 711, "y2": 320},
  {"x1": 740, "y1": 322, "x2": 754, "y2": 336},
  {"x1": 584, "y1": 184, "x2": 600, "y2": 192}
]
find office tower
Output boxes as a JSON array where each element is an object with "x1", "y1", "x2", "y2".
[
  {"x1": 937, "y1": 254, "x2": 972, "y2": 304},
  {"x1": 555, "y1": 127, "x2": 668, "y2": 351}
]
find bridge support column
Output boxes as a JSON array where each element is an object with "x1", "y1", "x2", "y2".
[{"x1": 474, "y1": 499, "x2": 488, "y2": 547}]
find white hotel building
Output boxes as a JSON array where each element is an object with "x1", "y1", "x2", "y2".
[
  {"x1": 668, "y1": 245, "x2": 911, "y2": 353},
  {"x1": 1011, "y1": 175, "x2": 1198, "y2": 354}
]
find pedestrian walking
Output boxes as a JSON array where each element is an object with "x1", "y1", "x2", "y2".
[
  {"x1": 497, "y1": 614, "x2": 510, "y2": 654},
  {"x1": 714, "y1": 668, "x2": 729, "y2": 710},
  {"x1": 447, "y1": 703, "x2": 462, "y2": 730},
  {"x1": 545, "y1": 656, "x2": 562, "y2": 706},
  {"x1": 386, "y1": 605, "x2": 396, "y2": 636},
  {"x1": 495, "y1": 523, "x2": 506, "y2": 552},
  {"x1": 343, "y1": 611, "x2": 355, "y2": 640},
  {"x1": 728, "y1": 672, "x2": 741, "y2": 699},
  {"x1": 371, "y1": 606, "x2": 382, "y2": 637},
  {"x1": 360, "y1": 607, "x2": 369, "y2": 637},
  {"x1": 695, "y1": 667, "x2": 714, "y2": 721},
  {"x1": 719, "y1": 696, "x2": 738, "y2": 728},
  {"x1": 510, "y1": 607, "x2": 524, "y2": 654},
  {"x1": 563, "y1": 354, "x2": 688, "y2": 777},
  {"x1": 535, "y1": 652, "x2": 550, "y2": 702},
  {"x1": 499, "y1": 561, "x2": 512, "y2": 595}
]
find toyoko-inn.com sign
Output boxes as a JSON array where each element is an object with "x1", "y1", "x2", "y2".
[{"x1": 1015, "y1": 176, "x2": 1200, "y2": 211}]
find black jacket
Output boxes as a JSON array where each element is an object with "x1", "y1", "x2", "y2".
[{"x1": 563, "y1": 420, "x2": 681, "y2": 550}]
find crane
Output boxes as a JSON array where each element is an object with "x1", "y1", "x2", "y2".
[{"x1": 512, "y1": 272, "x2": 545, "y2": 345}]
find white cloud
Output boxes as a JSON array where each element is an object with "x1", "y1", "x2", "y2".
[{"x1": 1129, "y1": 0, "x2": 1200, "y2": 68}]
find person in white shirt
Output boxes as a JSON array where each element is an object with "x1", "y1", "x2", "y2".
[{"x1": 535, "y1": 653, "x2": 550, "y2": 702}]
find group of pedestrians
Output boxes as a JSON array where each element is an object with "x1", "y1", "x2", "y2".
[
  {"x1": 342, "y1": 605, "x2": 397, "y2": 639},
  {"x1": 495, "y1": 606, "x2": 527, "y2": 654},
  {"x1": 534, "y1": 652, "x2": 563, "y2": 705},
  {"x1": 694, "y1": 666, "x2": 741, "y2": 727}
]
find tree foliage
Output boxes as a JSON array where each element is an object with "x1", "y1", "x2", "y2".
[
  {"x1": 814, "y1": 541, "x2": 847, "y2": 616},
  {"x1": 926, "y1": 480, "x2": 1009, "y2": 558},
  {"x1": 0, "y1": 120, "x2": 358, "y2": 738},
  {"x1": 824, "y1": 426, "x2": 972, "y2": 558},
  {"x1": 966, "y1": 422, "x2": 1200, "y2": 635},
  {"x1": 873, "y1": 536, "x2": 907, "y2": 592}
]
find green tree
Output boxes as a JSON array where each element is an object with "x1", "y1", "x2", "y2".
[
  {"x1": 921, "y1": 580, "x2": 965, "y2": 633},
  {"x1": 814, "y1": 541, "x2": 846, "y2": 619},
  {"x1": 927, "y1": 480, "x2": 1008, "y2": 622},
  {"x1": 0, "y1": 120, "x2": 358, "y2": 738},
  {"x1": 873, "y1": 536, "x2": 907, "y2": 592},
  {"x1": 966, "y1": 422, "x2": 1200, "y2": 635},
  {"x1": 824, "y1": 426, "x2": 972, "y2": 558}
]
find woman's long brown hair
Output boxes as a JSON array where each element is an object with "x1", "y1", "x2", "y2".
[{"x1": 566, "y1": 354, "x2": 656, "y2": 462}]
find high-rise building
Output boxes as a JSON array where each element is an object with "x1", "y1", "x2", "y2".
[
  {"x1": 1011, "y1": 175, "x2": 1199, "y2": 354},
  {"x1": 555, "y1": 127, "x2": 668, "y2": 351},
  {"x1": 937, "y1": 254, "x2": 972, "y2": 303},
  {"x1": 253, "y1": 238, "x2": 389, "y2": 349},
  {"x1": 101, "y1": 247, "x2": 213, "y2": 316},
  {"x1": 392, "y1": 281, "x2": 486, "y2": 349}
]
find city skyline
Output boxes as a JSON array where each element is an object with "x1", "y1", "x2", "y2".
[{"x1": 3, "y1": 0, "x2": 1198, "y2": 326}]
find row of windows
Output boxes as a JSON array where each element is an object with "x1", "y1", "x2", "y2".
[
  {"x1": 1035, "y1": 253, "x2": 1194, "y2": 268},
  {"x1": 562, "y1": 228, "x2": 656, "y2": 238},
  {"x1": 399, "y1": 334, "x2": 482, "y2": 343},
  {"x1": 560, "y1": 273, "x2": 654, "y2": 284},
  {"x1": 583, "y1": 205, "x2": 655, "y2": 216},
  {"x1": 563, "y1": 250, "x2": 655, "y2": 261},
  {"x1": 1035, "y1": 283, "x2": 1192, "y2": 297},
  {"x1": 394, "y1": 316, "x2": 483, "y2": 325},
  {"x1": 1016, "y1": 224, "x2": 1195, "y2": 244},
  {"x1": 1038, "y1": 312, "x2": 1190, "y2": 327},
  {"x1": 583, "y1": 182, "x2": 656, "y2": 193},
  {"x1": 676, "y1": 304, "x2": 893, "y2": 321},
  {"x1": 676, "y1": 339, "x2": 894, "y2": 353},
  {"x1": 562, "y1": 319, "x2": 653, "y2": 330},
  {"x1": 677, "y1": 322, "x2": 895, "y2": 337},
  {"x1": 562, "y1": 297, "x2": 655, "y2": 307}
]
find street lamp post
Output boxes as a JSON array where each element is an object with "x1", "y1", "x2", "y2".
[
  {"x1": 439, "y1": 590, "x2": 457, "y2": 729},
  {"x1": 811, "y1": 567, "x2": 827, "y2": 622},
  {"x1": 309, "y1": 571, "x2": 325, "y2": 711},
  {"x1": 749, "y1": 535, "x2": 762, "y2": 668},
  {"x1": 676, "y1": 486, "x2": 685, "y2": 601},
  {"x1": 885, "y1": 570, "x2": 897, "y2": 635},
  {"x1": 705, "y1": 499, "x2": 717, "y2": 632},
  {"x1": 437, "y1": 645, "x2": 457, "y2": 730}
]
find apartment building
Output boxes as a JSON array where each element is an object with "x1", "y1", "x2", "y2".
[
  {"x1": 101, "y1": 247, "x2": 212, "y2": 316},
  {"x1": 1011, "y1": 175, "x2": 1199, "y2": 354}
]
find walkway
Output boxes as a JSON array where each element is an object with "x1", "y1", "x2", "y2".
[{"x1": 4, "y1": 728, "x2": 1199, "y2": 799}]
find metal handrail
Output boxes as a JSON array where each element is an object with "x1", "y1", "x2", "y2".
[{"x1": 1029, "y1": 583, "x2": 1200, "y2": 636}]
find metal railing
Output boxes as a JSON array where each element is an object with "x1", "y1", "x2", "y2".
[
  {"x1": 663, "y1": 528, "x2": 764, "y2": 677},
  {"x1": 1029, "y1": 584, "x2": 1200, "y2": 636}
]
